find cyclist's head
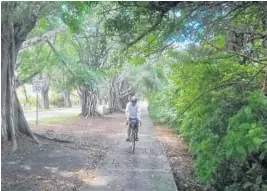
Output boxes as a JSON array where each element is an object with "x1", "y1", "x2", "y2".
[{"x1": 130, "y1": 96, "x2": 137, "y2": 105}]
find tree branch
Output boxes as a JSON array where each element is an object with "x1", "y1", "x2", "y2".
[
  {"x1": 46, "y1": 39, "x2": 76, "y2": 76},
  {"x1": 178, "y1": 68, "x2": 266, "y2": 120},
  {"x1": 204, "y1": 40, "x2": 267, "y2": 65},
  {"x1": 177, "y1": 82, "x2": 244, "y2": 119},
  {"x1": 247, "y1": 64, "x2": 267, "y2": 86},
  {"x1": 16, "y1": 71, "x2": 41, "y2": 88},
  {"x1": 20, "y1": 28, "x2": 66, "y2": 51},
  {"x1": 124, "y1": 11, "x2": 166, "y2": 49}
]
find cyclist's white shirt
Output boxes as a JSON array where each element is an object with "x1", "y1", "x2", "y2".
[{"x1": 126, "y1": 102, "x2": 141, "y2": 120}]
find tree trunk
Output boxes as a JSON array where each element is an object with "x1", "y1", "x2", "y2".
[
  {"x1": 22, "y1": 84, "x2": 29, "y2": 107},
  {"x1": 120, "y1": 95, "x2": 131, "y2": 109},
  {"x1": 108, "y1": 78, "x2": 120, "y2": 113},
  {"x1": 79, "y1": 86, "x2": 99, "y2": 117},
  {"x1": 63, "y1": 90, "x2": 72, "y2": 107},
  {"x1": 107, "y1": 77, "x2": 136, "y2": 112},
  {"x1": 41, "y1": 89, "x2": 49, "y2": 109},
  {"x1": 1, "y1": 2, "x2": 39, "y2": 151},
  {"x1": 40, "y1": 74, "x2": 50, "y2": 109}
]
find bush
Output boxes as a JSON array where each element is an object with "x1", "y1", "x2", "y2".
[
  {"x1": 147, "y1": 56, "x2": 267, "y2": 189},
  {"x1": 147, "y1": 84, "x2": 179, "y2": 128},
  {"x1": 50, "y1": 93, "x2": 65, "y2": 107}
]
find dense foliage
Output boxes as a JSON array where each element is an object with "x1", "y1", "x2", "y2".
[{"x1": 147, "y1": 48, "x2": 267, "y2": 190}]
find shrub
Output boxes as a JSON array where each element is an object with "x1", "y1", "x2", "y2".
[{"x1": 147, "y1": 56, "x2": 267, "y2": 189}]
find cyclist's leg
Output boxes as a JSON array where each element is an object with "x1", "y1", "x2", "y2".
[
  {"x1": 135, "y1": 123, "x2": 139, "y2": 141},
  {"x1": 126, "y1": 124, "x2": 131, "y2": 141}
]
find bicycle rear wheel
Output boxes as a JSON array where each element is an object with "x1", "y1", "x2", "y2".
[{"x1": 131, "y1": 129, "x2": 135, "y2": 154}]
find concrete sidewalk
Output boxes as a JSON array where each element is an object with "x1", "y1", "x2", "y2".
[{"x1": 79, "y1": 107, "x2": 178, "y2": 191}]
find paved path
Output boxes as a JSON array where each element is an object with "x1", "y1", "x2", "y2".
[
  {"x1": 24, "y1": 108, "x2": 80, "y2": 121},
  {"x1": 79, "y1": 107, "x2": 178, "y2": 191}
]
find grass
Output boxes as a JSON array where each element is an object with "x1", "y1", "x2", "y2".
[
  {"x1": 24, "y1": 107, "x2": 71, "y2": 112},
  {"x1": 29, "y1": 114, "x2": 79, "y2": 126}
]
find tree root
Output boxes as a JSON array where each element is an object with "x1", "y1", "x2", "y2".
[
  {"x1": 84, "y1": 111, "x2": 104, "y2": 118},
  {"x1": 95, "y1": 111, "x2": 103, "y2": 117},
  {"x1": 117, "y1": 108, "x2": 125, "y2": 113},
  {"x1": 27, "y1": 128, "x2": 41, "y2": 145},
  {"x1": 34, "y1": 133, "x2": 74, "y2": 143}
]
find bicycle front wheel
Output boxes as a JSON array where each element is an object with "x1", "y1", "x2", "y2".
[{"x1": 131, "y1": 130, "x2": 135, "y2": 154}]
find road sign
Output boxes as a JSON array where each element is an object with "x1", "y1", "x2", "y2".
[
  {"x1": 32, "y1": 79, "x2": 42, "y2": 125},
  {"x1": 32, "y1": 80, "x2": 42, "y2": 93}
]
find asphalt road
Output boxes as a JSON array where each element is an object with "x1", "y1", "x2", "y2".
[{"x1": 24, "y1": 107, "x2": 81, "y2": 121}]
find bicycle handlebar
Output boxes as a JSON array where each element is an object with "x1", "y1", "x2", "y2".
[{"x1": 126, "y1": 120, "x2": 142, "y2": 126}]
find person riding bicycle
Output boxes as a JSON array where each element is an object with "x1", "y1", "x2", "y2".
[{"x1": 125, "y1": 96, "x2": 141, "y2": 142}]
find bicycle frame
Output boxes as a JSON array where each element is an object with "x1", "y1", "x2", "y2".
[
  {"x1": 128, "y1": 119, "x2": 140, "y2": 154},
  {"x1": 130, "y1": 125, "x2": 137, "y2": 154}
]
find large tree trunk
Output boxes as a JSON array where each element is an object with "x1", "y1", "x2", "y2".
[
  {"x1": 40, "y1": 74, "x2": 50, "y2": 109},
  {"x1": 108, "y1": 79, "x2": 117, "y2": 113},
  {"x1": 107, "y1": 77, "x2": 136, "y2": 113},
  {"x1": 41, "y1": 90, "x2": 49, "y2": 109},
  {"x1": 79, "y1": 86, "x2": 99, "y2": 118},
  {"x1": 108, "y1": 77, "x2": 125, "y2": 113},
  {"x1": 1, "y1": 2, "x2": 39, "y2": 151},
  {"x1": 63, "y1": 90, "x2": 72, "y2": 107}
]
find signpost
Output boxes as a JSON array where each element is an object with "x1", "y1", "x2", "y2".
[{"x1": 32, "y1": 78, "x2": 42, "y2": 125}]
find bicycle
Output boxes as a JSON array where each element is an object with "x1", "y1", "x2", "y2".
[{"x1": 127, "y1": 118, "x2": 141, "y2": 154}]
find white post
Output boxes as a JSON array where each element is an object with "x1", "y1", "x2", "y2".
[{"x1": 36, "y1": 92, "x2": 39, "y2": 126}]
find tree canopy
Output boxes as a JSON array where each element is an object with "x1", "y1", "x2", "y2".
[{"x1": 2, "y1": 1, "x2": 267, "y2": 189}]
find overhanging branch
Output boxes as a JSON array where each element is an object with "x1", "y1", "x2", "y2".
[
  {"x1": 46, "y1": 39, "x2": 76, "y2": 76},
  {"x1": 124, "y1": 11, "x2": 166, "y2": 50},
  {"x1": 20, "y1": 28, "x2": 66, "y2": 51},
  {"x1": 16, "y1": 70, "x2": 41, "y2": 88},
  {"x1": 177, "y1": 82, "x2": 250, "y2": 119},
  {"x1": 205, "y1": 40, "x2": 267, "y2": 65}
]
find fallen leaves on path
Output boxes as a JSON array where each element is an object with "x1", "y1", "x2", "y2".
[
  {"x1": 1, "y1": 113, "x2": 125, "y2": 191},
  {"x1": 155, "y1": 125, "x2": 213, "y2": 191}
]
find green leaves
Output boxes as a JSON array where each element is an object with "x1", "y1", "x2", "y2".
[
  {"x1": 253, "y1": 137, "x2": 264, "y2": 146},
  {"x1": 236, "y1": 145, "x2": 246, "y2": 156},
  {"x1": 146, "y1": 44, "x2": 267, "y2": 188},
  {"x1": 129, "y1": 56, "x2": 146, "y2": 66},
  {"x1": 58, "y1": 1, "x2": 97, "y2": 33}
]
